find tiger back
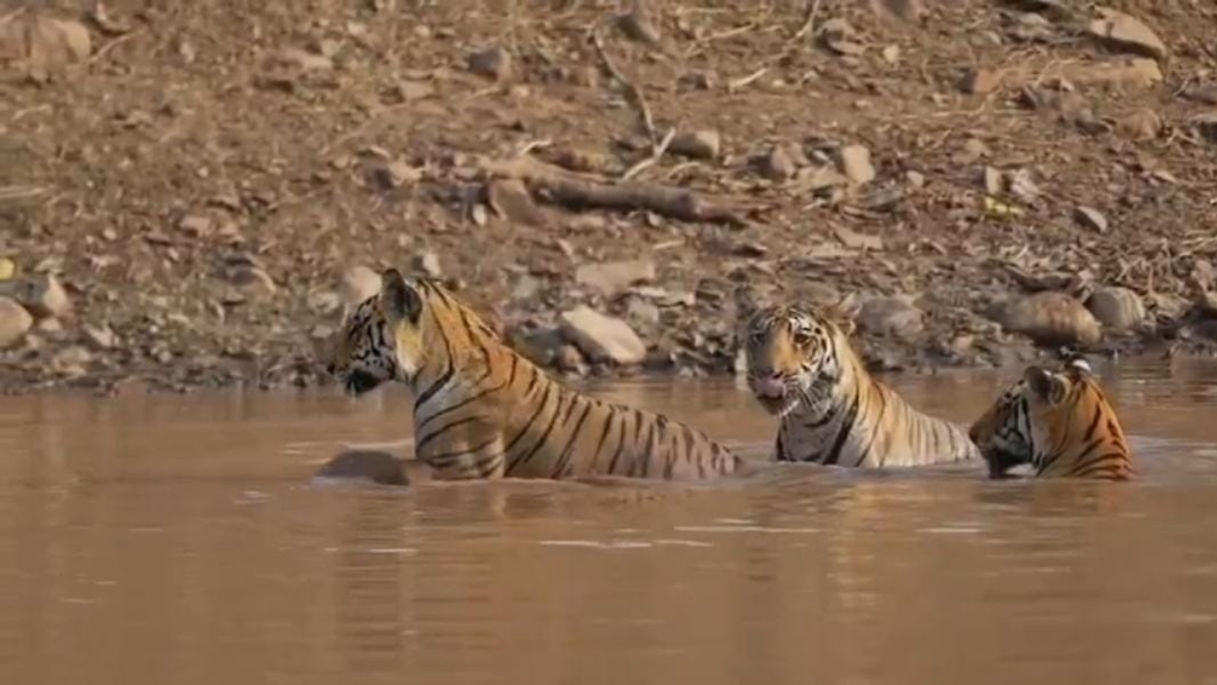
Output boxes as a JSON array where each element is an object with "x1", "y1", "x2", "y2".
[
  {"x1": 741, "y1": 304, "x2": 980, "y2": 468},
  {"x1": 324, "y1": 268, "x2": 744, "y2": 482},
  {"x1": 968, "y1": 359, "x2": 1133, "y2": 480}
]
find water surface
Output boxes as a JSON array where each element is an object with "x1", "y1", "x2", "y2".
[{"x1": 2, "y1": 358, "x2": 1217, "y2": 684}]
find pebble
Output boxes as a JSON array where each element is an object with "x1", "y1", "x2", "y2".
[
  {"x1": 961, "y1": 67, "x2": 1000, "y2": 95},
  {"x1": 468, "y1": 46, "x2": 512, "y2": 81},
  {"x1": 759, "y1": 146, "x2": 796, "y2": 181},
  {"x1": 82, "y1": 323, "x2": 117, "y2": 350},
  {"x1": 413, "y1": 252, "x2": 442, "y2": 278},
  {"x1": 855, "y1": 296, "x2": 924, "y2": 340},
  {"x1": 0, "y1": 297, "x2": 32, "y2": 348},
  {"x1": 558, "y1": 306, "x2": 647, "y2": 365},
  {"x1": 1086, "y1": 9, "x2": 1167, "y2": 60},
  {"x1": 836, "y1": 145, "x2": 875, "y2": 185},
  {"x1": 670, "y1": 130, "x2": 720, "y2": 160},
  {"x1": 1074, "y1": 206, "x2": 1108, "y2": 233},
  {"x1": 7, "y1": 274, "x2": 71, "y2": 319}
]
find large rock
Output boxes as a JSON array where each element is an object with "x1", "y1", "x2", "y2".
[
  {"x1": 856, "y1": 296, "x2": 924, "y2": 340},
  {"x1": 0, "y1": 297, "x2": 32, "y2": 348},
  {"x1": 575, "y1": 259, "x2": 656, "y2": 296},
  {"x1": 1086, "y1": 287, "x2": 1145, "y2": 333},
  {"x1": 340, "y1": 265, "x2": 381, "y2": 307},
  {"x1": 990, "y1": 291, "x2": 1102, "y2": 346},
  {"x1": 313, "y1": 450, "x2": 408, "y2": 486},
  {"x1": 3, "y1": 274, "x2": 70, "y2": 319},
  {"x1": 1086, "y1": 9, "x2": 1167, "y2": 60},
  {"x1": 558, "y1": 306, "x2": 646, "y2": 365}
]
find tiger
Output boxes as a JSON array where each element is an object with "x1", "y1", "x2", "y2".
[
  {"x1": 740, "y1": 304, "x2": 980, "y2": 468},
  {"x1": 323, "y1": 268, "x2": 744, "y2": 482},
  {"x1": 967, "y1": 358, "x2": 1134, "y2": 480}
]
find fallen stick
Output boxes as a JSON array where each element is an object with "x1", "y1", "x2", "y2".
[{"x1": 479, "y1": 155, "x2": 748, "y2": 227}]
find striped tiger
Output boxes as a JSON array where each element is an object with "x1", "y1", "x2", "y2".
[
  {"x1": 968, "y1": 358, "x2": 1133, "y2": 480},
  {"x1": 741, "y1": 304, "x2": 980, "y2": 467},
  {"x1": 323, "y1": 268, "x2": 744, "y2": 482}
]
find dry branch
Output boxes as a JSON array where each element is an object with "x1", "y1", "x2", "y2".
[{"x1": 479, "y1": 155, "x2": 747, "y2": 227}]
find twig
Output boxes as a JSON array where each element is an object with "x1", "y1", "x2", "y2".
[
  {"x1": 727, "y1": 67, "x2": 768, "y2": 93},
  {"x1": 86, "y1": 29, "x2": 141, "y2": 65},
  {"x1": 0, "y1": 185, "x2": 50, "y2": 202},
  {"x1": 621, "y1": 127, "x2": 676, "y2": 181},
  {"x1": 791, "y1": 0, "x2": 823, "y2": 42},
  {"x1": 590, "y1": 18, "x2": 658, "y2": 147}
]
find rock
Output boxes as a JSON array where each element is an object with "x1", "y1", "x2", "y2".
[
  {"x1": 0, "y1": 297, "x2": 32, "y2": 348},
  {"x1": 268, "y1": 47, "x2": 333, "y2": 71},
  {"x1": 82, "y1": 323, "x2": 117, "y2": 350},
  {"x1": 1086, "y1": 9, "x2": 1167, "y2": 60},
  {"x1": 308, "y1": 290, "x2": 343, "y2": 316},
  {"x1": 412, "y1": 252, "x2": 442, "y2": 278},
  {"x1": 486, "y1": 178, "x2": 546, "y2": 225},
  {"x1": 0, "y1": 257, "x2": 14, "y2": 281},
  {"x1": 555, "y1": 344, "x2": 587, "y2": 374},
  {"x1": 836, "y1": 145, "x2": 875, "y2": 185},
  {"x1": 372, "y1": 161, "x2": 422, "y2": 189},
  {"x1": 961, "y1": 68, "x2": 1000, "y2": 95},
  {"x1": 4, "y1": 273, "x2": 71, "y2": 319},
  {"x1": 575, "y1": 259, "x2": 656, "y2": 296},
  {"x1": 314, "y1": 450, "x2": 407, "y2": 486},
  {"x1": 558, "y1": 306, "x2": 647, "y2": 365},
  {"x1": 856, "y1": 296, "x2": 923, "y2": 339},
  {"x1": 616, "y1": 5, "x2": 661, "y2": 45},
  {"x1": 1182, "y1": 85, "x2": 1217, "y2": 105},
  {"x1": 227, "y1": 267, "x2": 276, "y2": 298},
  {"x1": 178, "y1": 215, "x2": 212, "y2": 237},
  {"x1": 1074, "y1": 206, "x2": 1108, "y2": 233},
  {"x1": 1195, "y1": 115, "x2": 1217, "y2": 144},
  {"x1": 51, "y1": 345, "x2": 92, "y2": 376},
  {"x1": 508, "y1": 326, "x2": 565, "y2": 367},
  {"x1": 990, "y1": 291, "x2": 1102, "y2": 347},
  {"x1": 869, "y1": 0, "x2": 924, "y2": 21},
  {"x1": 393, "y1": 79, "x2": 435, "y2": 101},
  {"x1": 468, "y1": 46, "x2": 512, "y2": 81},
  {"x1": 625, "y1": 297, "x2": 661, "y2": 329},
  {"x1": 0, "y1": 12, "x2": 91, "y2": 78},
  {"x1": 340, "y1": 265, "x2": 381, "y2": 306},
  {"x1": 670, "y1": 130, "x2": 720, "y2": 160},
  {"x1": 1086, "y1": 287, "x2": 1145, "y2": 333},
  {"x1": 818, "y1": 18, "x2": 865, "y2": 56},
  {"x1": 759, "y1": 146, "x2": 796, "y2": 181},
  {"x1": 1116, "y1": 109, "x2": 1162, "y2": 141}
]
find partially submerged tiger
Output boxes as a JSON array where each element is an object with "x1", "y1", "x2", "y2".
[
  {"x1": 968, "y1": 358, "x2": 1133, "y2": 480},
  {"x1": 324, "y1": 268, "x2": 744, "y2": 482},
  {"x1": 740, "y1": 303, "x2": 980, "y2": 468}
]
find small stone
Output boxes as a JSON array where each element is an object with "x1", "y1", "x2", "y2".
[
  {"x1": 558, "y1": 306, "x2": 647, "y2": 365},
  {"x1": 51, "y1": 345, "x2": 92, "y2": 376},
  {"x1": 6, "y1": 273, "x2": 71, "y2": 319},
  {"x1": 0, "y1": 297, "x2": 32, "y2": 348},
  {"x1": 372, "y1": 161, "x2": 422, "y2": 189},
  {"x1": 905, "y1": 170, "x2": 925, "y2": 188},
  {"x1": 961, "y1": 67, "x2": 1000, "y2": 95},
  {"x1": 856, "y1": 296, "x2": 923, "y2": 340},
  {"x1": 989, "y1": 291, "x2": 1102, "y2": 347},
  {"x1": 413, "y1": 251, "x2": 442, "y2": 278},
  {"x1": 269, "y1": 47, "x2": 333, "y2": 71},
  {"x1": 227, "y1": 267, "x2": 276, "y2": 298},
  {"x1": 982, "y1": 166, "x2": 1003, "y2": 194},
  {"x1": 1074, "y1": 206, "x2": 1108, "y2": 233},
  {"x1": 178, "y1": 215, "x2": 212, "y2": 237},
  {"x1": 340, "y1": 265, "x2": 382, "y2": 306},
  {"x1": 393, "y1": 79, "x2": 435, "y2": 102},
  {"x1": 555, "y1": 345, "x2": 587, "y2": 374},
  {"x1": 575, "y1": 259, "x2": 656, "y2": 296},
  {"x1": 314, "y1": 450, "x2": 407, "y2": 486},
  {"x1": 625, "y1": 297, "x2": 661, "y2": 329},
  {"x1": 1116, "y1": 109, "x2": 1163, "y2": 141},
  {"x1": 468, "y1": 46, "x2": 512, "y2": 81},
  {"x1": 759, "y1": 146, "x2": 796, "y2": 181},
  {"x1": 616, "y1": 6, "x2": 661, "y2": 45},
  {"x1": 82, "y1": 322, "x2": 117, "y2": 350},
  {"x1": 308, "y1": 290, "x2": 343, "y2": 315},
  {"x1": 509, "y1": 326, "x2": 565, "y2": 367},
  {"x1": 1086, "y1": 9, "x2": 1167, "y2": 61},
  {"x1": 881, "y1": 45, "x2": 900, "y2": 64},
  {"x1": 836, "y1": 145, "x2": 875, "y2": 185},
  {"x1": 670, "y1": 130, "x2": 721, "y2": 160},
  {"x1": 1086, "y1": 287, "x2": 1145, "y2": 333},
  {"x1": 310, "y1": 324, "x2": 335, "y2": 341}
]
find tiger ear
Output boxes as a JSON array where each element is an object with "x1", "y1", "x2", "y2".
[
  {"x1": 1024, "y1": 366, "x2": 1067, "y2": 404},
  {"x1": 379, "y1": 268, "x2": 422, "y2": 323}
]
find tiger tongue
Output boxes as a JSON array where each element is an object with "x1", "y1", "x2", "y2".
[{"x1": 753, "y1": 377, "x2": 785, "y2": 398}]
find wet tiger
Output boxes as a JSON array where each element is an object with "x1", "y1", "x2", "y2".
[
  {"x1": 968, "y1": 358, "x2": 1133, "y2": 480},
  {"x1": 324, "y1": 268, "x2": 744, "y2": 482},
  {"x1": 741, "y1": 304, "x2": 980, "y2": 468}
]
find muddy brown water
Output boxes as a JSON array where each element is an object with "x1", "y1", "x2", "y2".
[{"x1": 3, "y1": 358, "x2": 1217, "y2": 685}]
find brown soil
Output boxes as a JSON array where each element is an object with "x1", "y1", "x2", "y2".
[{"x1": 3, "y1": 0, "x2": 1217, "y2": 395}]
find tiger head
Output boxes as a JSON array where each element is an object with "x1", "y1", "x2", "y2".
[
  {"x1": 968, "y1": 358, "x2": 1116, "y2": 478},
  {"x1": 324, "y1": 268, "x2": 433, "y2": 397},
  {"x1": 740, "y1": 305, "x2": 855, "y2": 417}
]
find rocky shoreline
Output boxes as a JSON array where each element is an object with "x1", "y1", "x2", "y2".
[{"x1": 3, "y1": 1, "x2": 1217, "y2": 395}]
